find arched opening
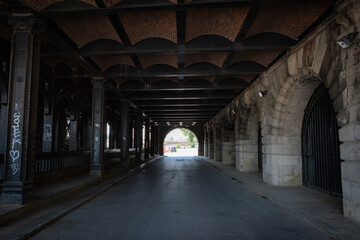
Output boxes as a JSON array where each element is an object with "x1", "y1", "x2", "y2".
[
  {"x1": 106, "y1": 122, "x2": 110, "y2": 149},
  {"x1": 301, "y1": 85, "x2": 342, "y2": 196},
  {"x1": 163, "y1": 128, "x2": 199, "y2": 157}
]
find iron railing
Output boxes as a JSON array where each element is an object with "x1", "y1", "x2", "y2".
[
  {"x1": 301, "y1": 85, "x2": 342, "y2": 196},
  {"x1": 35, "y1": 151, "x2": 90, "y2": 174},
  {"x1": 0, "y1": 154, "x2": 4, "y2": 181}
]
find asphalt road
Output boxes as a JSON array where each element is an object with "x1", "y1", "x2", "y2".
[{"x1": 31, "y1": 156, "x2": 330, "y2": 240}]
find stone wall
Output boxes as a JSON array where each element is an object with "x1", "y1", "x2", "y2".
[
  {"x1": 207, "y1": 0, "x2": 360, "y2": 222},
  {"x1": 214, "y1": 126, "x2": 222, "y2": 161}
]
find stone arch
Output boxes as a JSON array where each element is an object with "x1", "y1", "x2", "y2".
[
  {"x1": 262, "y1": 33, "x2": 339, "y2": 186},
  {"x1": 158, "y1": 124, "x2": 204, "y2": 156}
]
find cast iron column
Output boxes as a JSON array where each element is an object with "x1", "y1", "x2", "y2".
[
  {"x1": 150, "y1": 121, "x2": 155, "y2": 156},
  {"x1": 135, "y1": 110, "x2": 143, "y2": 162},
  {"x1": 120, "y1": 100, "x2": 130, "y2": 165},
  {"x1": 109, "y1": 119, "x2": 116, "y2": 149},
  {"x1": 0, "y1": 14, "x2": 41, "y2": 204},
  {"x1": 115, "y1": 112, "x2": 121, "y2": 149},
  {"x1": 90, "y1": 78, "x2": 106, "y2": 175},
  {"x1": 154, "y1": 125, "x2": 159, "y2": 155},
  {"x1": 41, "y1": 79, "x2": 55, "y2": 153},
  {"x1": 144, "y1": 117, "x2": 150, "y2": 159}
]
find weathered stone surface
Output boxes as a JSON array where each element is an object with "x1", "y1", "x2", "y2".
[
  {"x1": 206, "y1": 0, "x2": 360, "y2": 222},
  {"x1": 343, "y1": 198, "x2": 360, "y2": 222},
  {"x1": 222, "y1": 141, "x2": 235, "y2": 166}
]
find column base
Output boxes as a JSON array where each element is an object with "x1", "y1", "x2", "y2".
[
  {"x1": 89, "y1": 164, "x2": 103, "y2": 176},
  {"x1": 120, "y1": 159, "x2": 130, "y2": 167},
  {"x1": 0, "y1": 181, "x2": 34, "y2": 204}
]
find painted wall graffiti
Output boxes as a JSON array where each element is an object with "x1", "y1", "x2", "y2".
[{"x1": 10, "y1": 103, "x2": 22, "y2": 175}]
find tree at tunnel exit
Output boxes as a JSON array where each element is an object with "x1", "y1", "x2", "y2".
[{"x1": 181, "y1": 129, "x2": 198, "y2": 148}]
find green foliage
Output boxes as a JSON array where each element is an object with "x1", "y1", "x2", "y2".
[
  {"x1": 181, "y1": 128, "x2": 198, "y2": 148},
  {"x1": 176, "y1": 144, "x2": 181, "y2": 149}
]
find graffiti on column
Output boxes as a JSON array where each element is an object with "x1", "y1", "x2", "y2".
[
  {"x1": 43, "y1": 123, "x2": 52, "y2": 142},
  {"x1": 10, "y1": 102, "x2": 22, "y2": 175},
  {"x1": 93, "y1": 123, "x2": 100, "y2": 163}
]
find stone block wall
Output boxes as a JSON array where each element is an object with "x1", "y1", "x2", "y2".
[
  {"x1": 207, "y1": 0, "x2": 360, "y2": 222},
  {"x1": 222, "y1": 141, "x2": 235, "y2": 166},
  {"x1": 236, "y1": 139, "x2": 258, "y2": 172},
  {"x1": 214, "y1": 127, "x2": 222, "y2": 161}
]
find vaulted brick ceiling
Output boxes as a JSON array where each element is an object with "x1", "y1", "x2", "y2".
[{"x1": 0, "y1": 0, "x2": 336, "y2": 123}]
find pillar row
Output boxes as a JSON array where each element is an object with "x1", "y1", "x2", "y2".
[
  {"x1": 120, "y1": 100, "x2": 130, "y2": 165},
  {"x1": 0, "y1": 14, "x2": 41, "y2": 204},
  {"x1": 90, "y1": 78, "x2": 106, "y2": 175}
]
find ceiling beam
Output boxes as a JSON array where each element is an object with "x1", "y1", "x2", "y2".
[
  {"x1": 42, "y1": 42, "x2": 292, "y2": 57},
  {"x1": 39, "y1": 0, "x2": 334, "y2": 17},
  {"x1": 53, "y1": 69, "x2": 261, "y2": 79},
  {"x1": 143, "y1": 107, "x2": 222, "y2": 112},
  {"x1": 148, "y1": 112, "x2": 218, "y2": 116},
  {"x1": 128, "y1": 94, "x2": 236, "y2": 101},
  {"x1": 118, "y1": 85, "x2": 248, "y2": 91}
]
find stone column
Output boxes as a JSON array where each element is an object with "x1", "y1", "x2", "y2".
[
  {"x1": 0, "y1": 14, "x2": 41, "y2": 204},
  {"x1": 208, "y1": 126, "x2": 214, "y2": 159},
  {"x1": 337, "y1": 1, "x2": 360, "y2": 222},
  {"x1": 222, "y1": 128, "x2": 236, "y2": 166},
  {"x1": 134, "y1": 111, "x2": 143, "y2": 162},
  {"x1": 144, "y1": 117, "x2": 150, "y2": 159},
  {"x1": 150, "y1": 121, "x2": 155, "y2": 156},
  {"x1": 204, "y1": 128, "x2": 208, "y2": 157},
  {"x1": 207, "y1": 127, "x2": 211, "y2": 158},
  {"x1": 198, "y1": 129, "x2": 204, "y2": 156},
  {"x1": 120, "y1": 100, "x2": 130, "y2": 165},
  {"x1": 90, "y1": 78, "x2": 106, "y2": 175},
  {"x1": 214, "y1": 126, "x2": 222, "y2": 161}
]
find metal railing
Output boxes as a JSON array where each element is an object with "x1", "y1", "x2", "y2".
[
  {"x1": 0, "y1": 154, "x2": 4, "y2": 181},
  {"x1": 104, "y1": 149, "x2": 121, "y2": 161},
  {"x1": 35, "y1": 151, "x2": 90, "y2": 174}
]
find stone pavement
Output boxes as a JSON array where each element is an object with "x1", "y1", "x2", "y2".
[{"x1": 202, "y1": 157, "x2": 360, "y2": 240}]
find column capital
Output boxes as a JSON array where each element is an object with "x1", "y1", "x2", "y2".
[
  {"x1": 91, "y1": 77, "x2": 106, "y2": 88},
  {"x1": 8, "y1": 13, "x2": 38, "y2": 32}
]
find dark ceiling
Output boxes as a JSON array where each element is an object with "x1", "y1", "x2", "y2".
[{"x1": 0, "y1": 0, "x2": 335, "y2": 124}]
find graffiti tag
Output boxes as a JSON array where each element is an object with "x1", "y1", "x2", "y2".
[{"x1": 10, "y1": 110, "x2": 22, "y2": 175}]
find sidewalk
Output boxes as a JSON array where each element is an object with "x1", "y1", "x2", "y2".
[
  {"x1": 0, "y1": 156, "x2": 161, "y2": 240},
  {"x1": 201, "y1": 157, "x2": 360, "y2": 240}
]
